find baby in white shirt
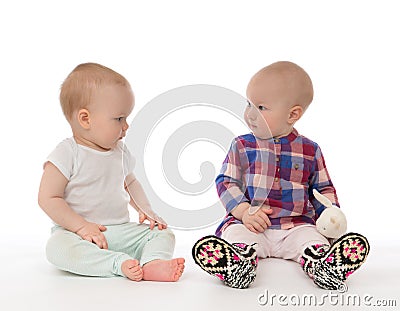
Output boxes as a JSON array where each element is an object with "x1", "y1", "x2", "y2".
[{"x1": 38, "y1": 62, "x2": 184, "y2": 281}]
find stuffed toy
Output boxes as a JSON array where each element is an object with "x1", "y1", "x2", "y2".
[{"x1": 313, "y1": 189, "x2": 347, "y2": 239}]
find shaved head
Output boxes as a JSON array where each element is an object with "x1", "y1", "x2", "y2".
[{"x1": 247, "y1": 61, "x2": 314, "y2": 109}]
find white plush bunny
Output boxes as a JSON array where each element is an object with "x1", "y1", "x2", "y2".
[{"x1": 313, "y1": 189, "x2": 347, "y2": 239}]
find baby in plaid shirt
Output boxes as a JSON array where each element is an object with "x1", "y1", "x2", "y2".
[{"x1": 192, "y1": 61, "x2": 369, "y2": 290}]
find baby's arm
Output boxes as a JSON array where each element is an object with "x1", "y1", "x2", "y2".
[
  {"x1": 217, "y1": 138, "x2": 272, "y2": 233},
  {"x1": 38, "y1": 162, "x2": 108, "y2": 249},
  {"x1": 309, "y1": 146, "x2": 340, "y2": 216},
  {"x1": 124, "y1": 173, "x2": 167, "y2": 230}
]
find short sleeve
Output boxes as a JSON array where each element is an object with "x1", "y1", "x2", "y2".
[
  {"x1": 45, "y1": 139, "x2": 75, "y2": 180},
  {"x1": 123, "y1": 143, "x2": 136, "y2": 177}
]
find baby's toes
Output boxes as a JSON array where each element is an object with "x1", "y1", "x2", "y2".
[
  {"x1": 134, "y1": 272, "x2": 143, "y2": 281},
  {"x1": 177, "y1": 258, "x2": 185, "y2": 265}
]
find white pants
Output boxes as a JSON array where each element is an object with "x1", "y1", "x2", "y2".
[
  {"x1": 221, "y1": 224, "x2": 329, "y2": 263},
  {"x1": 46, "y1": 222, "x2": 175, "y2": 278}
]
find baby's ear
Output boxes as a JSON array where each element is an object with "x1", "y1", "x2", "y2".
[
  {"x1": 288, "y1": 105, "x2": 303, "y2": 124},
  {"x1": 77, "y1": 109, "x2": 91, "y2": 129}
]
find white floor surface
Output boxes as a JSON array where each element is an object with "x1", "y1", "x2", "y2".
[{"x1": 2, "y1": 230, "x2": 399, "y2": 311}]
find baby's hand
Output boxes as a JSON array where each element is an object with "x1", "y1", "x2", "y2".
[
  {"x1": 242, "y1": 205, "x2": 273, "y2": 234},
  {"x1": 139, "y1": 211, "x2": 167, "y2": 230},
  {"x1": 75, "y1": 222, "x2": 108, "y2": 249}
]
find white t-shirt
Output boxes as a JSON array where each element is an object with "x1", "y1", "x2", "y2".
[{"x1": 46, "y1": 138, "x2": 135, "y2": 225}]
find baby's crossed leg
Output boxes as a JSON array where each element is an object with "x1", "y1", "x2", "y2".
[
  {"x1": 46, "y1": 227, "x2": 135, "y2": 278},
  {"x1": 124, "y1": 225, "x2": 185, "y2": 282},
  {"x1": 46, "y1": 223, "x2": 184, "y2": 281},
  {"x1": 109, "y1": 223, "x2": 184, "y2": 282}
]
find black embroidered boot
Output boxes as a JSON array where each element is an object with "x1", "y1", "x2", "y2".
[
  {"x1": 301, "y1": 232, "x2": 370, "y2": 291},
  {"x1": 192, "y1": 235, "x2": 258, "y2": 289}
]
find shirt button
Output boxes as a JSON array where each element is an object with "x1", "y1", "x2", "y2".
[
  {"x1": 274, "y1": 177, "x2": 279, "y2": 182},
  {"x1": 275, "y1": 138, "x2": 280, "y2": 143}
]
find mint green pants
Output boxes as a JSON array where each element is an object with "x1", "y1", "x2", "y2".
[{"x1": 46, "y1": 222, "x2": 175, "y2": 278}]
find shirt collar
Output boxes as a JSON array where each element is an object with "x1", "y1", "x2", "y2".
[{"x1": 273, "y1": 128, "x2": 298, "y2": 144}]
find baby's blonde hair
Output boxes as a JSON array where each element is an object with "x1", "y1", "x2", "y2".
[{"x1": 60, "y1": 63, "x2": 131, "y2": 121}]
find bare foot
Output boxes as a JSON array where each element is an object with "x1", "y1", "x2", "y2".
[
  {"x1": 142, "y1": 258, "x2": 185, "y2": 282},
  {"x1": 121, "y1": 259, "x2": 143, "y2": 281}
]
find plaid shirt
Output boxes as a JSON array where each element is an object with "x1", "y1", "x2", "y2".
[{"x1": 215, "y1": 129, "x2": 339, "y2": 237}]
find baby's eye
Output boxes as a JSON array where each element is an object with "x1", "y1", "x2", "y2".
[
  {"x1": 246, "y1": 101, "x2": 252, "y2": 107},
  {"x1": 116, "y1": 117, "x2": 124, "y2": 122},
  {"x1": 258, "y1": 105, "x2": 267, "y2": 111}
]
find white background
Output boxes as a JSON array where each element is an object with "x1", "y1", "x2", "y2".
[{"x1": 0, "y1": 1, "x2": 399, "y2": 309}]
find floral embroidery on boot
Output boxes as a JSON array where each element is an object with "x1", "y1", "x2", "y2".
[
  {"x1": 300, "y1": 232, "x2": 370, "y2": 291},
  {"x1": 192, "y1": 235, "x2": 258, "y2": 289}
]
